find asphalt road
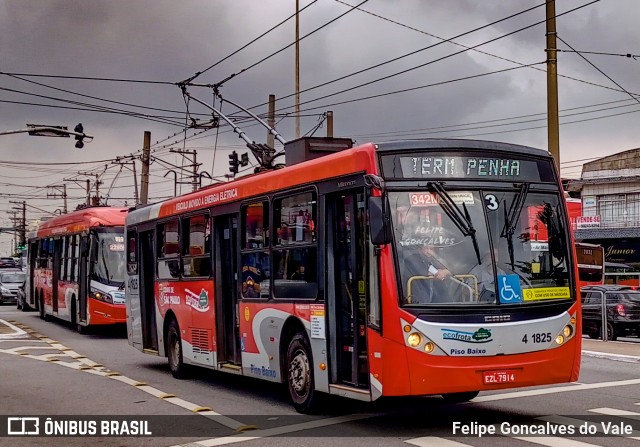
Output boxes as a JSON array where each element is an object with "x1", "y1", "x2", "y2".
[{"x1": 1, "y1": 305, "x2": 640, "y2": 447}]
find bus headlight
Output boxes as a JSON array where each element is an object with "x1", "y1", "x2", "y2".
[
  {"x1": 407, "y1": 333, "x2": 422, "y2": 347},
  {"x1": 555, "y1": 335, "x2": 564, "y2": 345},
  {"x1": 424, "y1": 342, "x2": 435, "y2": 353},
  {"x1": 90, "y1": 291, "x2": 113, "y2": 304},
  {"x1": 563, "y1": 325, "x2": 573, "y2": 338}
]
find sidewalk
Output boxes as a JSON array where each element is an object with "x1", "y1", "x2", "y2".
[{"x1": 581, "y1": 337, "x2": 640, "y2": 362}]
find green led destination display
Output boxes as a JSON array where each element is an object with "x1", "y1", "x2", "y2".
[{"x1": 381, "y1": 153, "x2": 555, "y2": 182}]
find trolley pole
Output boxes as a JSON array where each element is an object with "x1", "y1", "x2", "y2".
[
  {"x1": 267, "y1": 94, "x2": 276, "y2": 149},
  {"x1": 140, "y1": 131, "x2": 151, "y2": 205},
  {"x1": 546, "y1": 0, "x2": 560, "y2": 166}
]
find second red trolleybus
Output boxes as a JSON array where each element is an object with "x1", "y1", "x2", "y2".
[
  {"x1": 26, "y1": 206, "x2": 128, "y2": 332},
  {"x1": 125, "y1": 138, "x2": 580, "y2": 412}
]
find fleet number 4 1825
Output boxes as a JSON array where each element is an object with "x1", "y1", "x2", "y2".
[{"x1": 522, "y1": 332, "x2": 551, "y2": 344}]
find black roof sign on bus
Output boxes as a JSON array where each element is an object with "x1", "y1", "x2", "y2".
[{"x1": 381, "y1": 153, "x2": 555, "y2": 182}]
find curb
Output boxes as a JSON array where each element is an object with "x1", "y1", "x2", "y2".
[{"x1": 582, "y1": 349, "x2": 640, "y2": 363}]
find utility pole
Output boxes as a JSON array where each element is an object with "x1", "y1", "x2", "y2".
[
  {"x1": 546, "y1": 0, "x2": 560, "y2": 166},
  {"x1": 140, "y1": 131, "x2": 151, "y2": 205},
  {"x1": 7, "y1": 201, "x2": 25, "y2": 251},
  {"x1": 47, "y1": 184, "x2": 68, "y2": 214},
  {"x1": 5, "y1": 210, "x2": 18, "y2": 254},
  {"x1": 114, "y1": 156, "x2": 139, "y2": 205},
  {"x1": 267, "y1": 94, "x2": 276, "y2": 149},
  {"x1": 78, "y1": 172, "x2": 101, "y2": 206},
  {"x1": 326, "y1": 111, "x2": 333, "y2": 137},
  {"x1": 169, "y1": 149, "x2": 200, "y2": 193},
  {"x1": 295, "y1": 0, "x2": 301, "y2": 139}
]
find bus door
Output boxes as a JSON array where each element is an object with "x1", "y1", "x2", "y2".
[
  {"x1": 52, "y1": 238, "x2": 63, "y2": 313},
  {"x1": 78, "y1": 235, "x2": 89, "y2": 323},
  {"x1": 140, "y1": 230, "x2": 158, "y2": 351},
  {"x1": 326, "y1": 189, "x2": 370, "y2": 389},
  {"x1": 214, "y1": 215, "x2": 240, "y2": 366}
]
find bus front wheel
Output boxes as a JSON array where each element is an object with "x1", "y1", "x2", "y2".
[
  {"x1": 441, "y1": 391, "x2": 479, "y2": 403},
  {"x1": 286, "y1": 333, "x2": 318, "y2": 413},
  {"x1": 167, "y1": 319, "x2": 186, "y2": 379}
]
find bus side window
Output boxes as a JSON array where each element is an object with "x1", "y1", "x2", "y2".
[
  {"x1": 157, "y1": 220, "x2": 180, "y2": 279},
  {"x1": 181, "y1": 214, "x2": 211, "y2": 278}
]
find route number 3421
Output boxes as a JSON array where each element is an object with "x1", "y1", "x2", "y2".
[{"x1": 522, "y1": 332, "x2": 552, "y2": 344}]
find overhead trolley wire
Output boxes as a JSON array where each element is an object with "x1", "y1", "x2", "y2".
[{"x1": 271, "y1": 0, "x2": 601, "y2": 114}]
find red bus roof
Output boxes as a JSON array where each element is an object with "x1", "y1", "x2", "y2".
[
  {"x1": 151, "y1": 143, "x2": 378, "y2": 220},
  {"x1": 33, "y1": 207, "x2": 128, "y2": 239}
]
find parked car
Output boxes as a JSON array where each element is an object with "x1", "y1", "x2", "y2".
[
  {"x1": 0, "y1": 270, "x2": 26, "y2": 304},
  {"x1": 0, "y1": 257, "x2": 17, "y2": 269},
  {"x1": 16, "y1": 282, "x2": 29, "y2": 311},
  {"x1": 581, "y1": 284, "x2": 640, "y2": 340}
]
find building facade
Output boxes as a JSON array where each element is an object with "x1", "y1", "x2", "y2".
[{"x1": 568, "y1": 148, "x2": 640, "y2": 269}]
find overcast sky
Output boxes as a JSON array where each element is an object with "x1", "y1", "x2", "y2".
[{"x1": 1, "y1": 0, "x2": 639, "y2": 254}]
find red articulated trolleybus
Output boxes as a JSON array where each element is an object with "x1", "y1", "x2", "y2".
[
  {"x1": 125, "y1": 138, "x2": 580, "y2": 412},
  {"x1": 26, "y1": 206, "x2": 128, "y2": 332}
]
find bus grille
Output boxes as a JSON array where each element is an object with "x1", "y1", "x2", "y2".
[{"x1": 191, "y1": 328, "x2": 211, "y2": 353}]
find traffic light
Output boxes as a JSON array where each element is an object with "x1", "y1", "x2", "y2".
[
  {"x1": 228, "y1": 150, "x2": 239, "y2": 174},
  {"x1": 74, "y1": 123, "x2": 84, "y2": 149}
]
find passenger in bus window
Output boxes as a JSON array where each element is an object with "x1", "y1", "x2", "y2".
[{"x1": 403, "y1": 243, "x2": 453, "y2": 303}]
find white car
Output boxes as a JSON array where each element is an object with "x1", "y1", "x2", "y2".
[{"x1": 0, "y1": 271, "x2": 26, "y2": 304}]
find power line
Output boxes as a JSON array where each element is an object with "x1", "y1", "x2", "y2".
[
  {"x1": 0, "y1": 71, "x2": 175, "y2": 85},
  {"x1": 557, "y1": 49, "x2": 640, "y2": 59},
  {"x1": 557, "y1": 35, "x2": 640, "y2": 106},
  {"x1": 212, "y1": 0, "x2": 370, "y2": 88},
  {"x1": 249, "y1": 0, "x2": 549, "y2": 111},
  {"x1": 273, "y1": 0, "x2": 601, "y2": 114},
  {"x1": 183, "y1": 0, "x2": 320, "y2": 84}
]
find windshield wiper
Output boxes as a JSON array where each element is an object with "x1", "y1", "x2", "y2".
[
  {"x1": 428, "y1": 182, "x2": 481, "y2": 265},
  {"x1": 501, "y1": 183, "x2": 530, "y2": 269}
]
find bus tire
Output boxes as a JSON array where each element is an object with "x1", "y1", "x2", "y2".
[
  {"x1": 167, "y1": 319, "x2": 186, "y2": 379},
  {"x1": 71, "y1": 298, "x2": 84, "y2": 334},
  {"x1": 286, "y1": 333, "x2": 318, "y2": 413},
  {"x1": 39, "y1": 294, "x2": 50, "y2": 321},
  {"x1": 441, "y1": 391, "x2": 480, "y2": 403}
]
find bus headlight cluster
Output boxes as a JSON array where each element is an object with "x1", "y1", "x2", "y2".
[
  {"x1": 554, "y1": 321, "x2": 575, "y2": 346},
  {"x1": 401, "y1": 319, "x2": 440, "y2": 354}
]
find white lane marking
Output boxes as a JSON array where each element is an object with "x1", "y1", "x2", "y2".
[
  {"x1": 588, "y1": 408, "x2": 640, "y2": 418},
  {"x1": 473, "y1": 378, "x2": 640, "y2": 403},
  {"x1": 177, "y1": 414, "x2": 380, "y2": 447},
  {"x1": 0, "y1": 325, "x2": 247, "y2": 430},
  {"x1": 0, "y1": 319, "x2": 29, "y2": 339},
  {"x1": 405, "y1": 437, "x2": 471, "y2": 446}
]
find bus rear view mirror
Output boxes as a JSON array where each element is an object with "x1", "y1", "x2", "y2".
[{"x1": 369, "y1": 196, "x2": 390, "y2": 246}]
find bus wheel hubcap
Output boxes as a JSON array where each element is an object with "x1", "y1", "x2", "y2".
[{"x1": 290, "y1": 350, "x2": 309, "y2": 394}]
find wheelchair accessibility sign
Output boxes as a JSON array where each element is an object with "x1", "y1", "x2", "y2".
[{"x1": 497, "y1": 275, "x2": 522, "y2": 303}]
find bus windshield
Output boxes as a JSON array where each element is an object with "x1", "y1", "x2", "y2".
[
  {"x1": 391, "y1": 188, "x2": 572, "y2": 306},
  {"x1": 92, "y1": 231, "x2": 126, "y2": 286}
]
